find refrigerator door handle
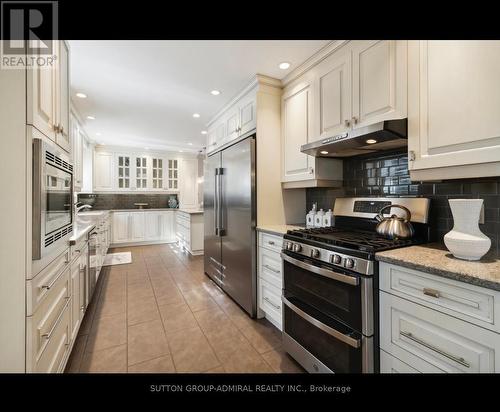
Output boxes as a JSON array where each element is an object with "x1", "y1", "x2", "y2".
[
  {"x1": 214, "y1": 169, "x2": 219, "y2": 236},
  {"x1": 218, "y1": 167, "x2": 225, "y2": 236}
]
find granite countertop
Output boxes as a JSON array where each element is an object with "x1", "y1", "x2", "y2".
[
  {"x1": 257, "y1": 224, "x2": 305, "y2": 236},
  {"x1": 376, "y1": 243, "x2": 500, "y2": 291},
  {"x1": 177, "y1": 208, "x2": 204, "y2": 214},
  {"x1": 110, "y1": 208, "x2": 178, "y2": 212},
  {"x1": 69, "y1": 210, "x2": 110, "y2": 245}
]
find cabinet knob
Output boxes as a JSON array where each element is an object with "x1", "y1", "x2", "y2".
[
  {"x1": 352, "y1": 116, "x2": 358, "y2": 125},
  {"x1": 344, "y1": 119, "x2": 351, "y2": 127}
]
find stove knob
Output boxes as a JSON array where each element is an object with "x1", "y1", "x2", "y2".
[
  {"x1": 285, "y1": 241, "x2": 293, "y2": 251},
  {"x1": 292, "y1": 243, "x2": 302, "y2": 253},
  {"x1": 331, "y1": 254, "x2": 342, "y2": 265},
  {"x1": 310, "y1": 248, "x2": 320, "y2": 258},
  {"x1": 345, "y1": 258, "x2": 355, "y2": 269}
]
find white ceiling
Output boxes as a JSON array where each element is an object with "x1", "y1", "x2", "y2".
[{"x1": 69, "y1": 40, "x2": 330, "y2": 153}]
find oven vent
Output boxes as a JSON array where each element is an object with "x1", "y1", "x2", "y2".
[
  {"x1": 44, "y1": 225, "x2": 73, "y2": 248},
  {"x1": 45, "y1": 150, "x2": 73, "y2": 173}
]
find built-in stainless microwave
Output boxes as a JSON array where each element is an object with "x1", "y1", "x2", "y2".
[{"x1": 32, "y1": 138, "x2": 74, "y2": 260}]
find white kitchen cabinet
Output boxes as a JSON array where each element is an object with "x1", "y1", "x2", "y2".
[
  {"x1": 55, "y1": 41, "x2": 71, "y2": 153},
  {"x1": 175, "y1": 211, "x2": 204, "y2": 255},
  {"x1": 70, "y1": 113, "x2": 84, "y2": 191},
  {"x1": 151, "y1": 157, "x2": 165, "y2": 189},
  {"x1": 129, "y1": 212, "x2": 145, "y2": 242},
  {"x1": 380, "y1": 262, "x2": 500, "y2": 373},
  {"x1": 351, "y1": 40, "x2": 407, "y2": 129},
  {"x1": 281, "y1": 79, "x2": 343, "y2": 187},
  {"x1": 179, "y1": 158, "x2": 199, "y2": 209},
  {"x1": 135, "y1": 156, "x2": 148, "y2": 189},
  {"x1": 112, "y1": 212, "x2": 130, "y2": 243},
  {"x1": 26, "y1": 40, "x2": 57, "y2": 142},
  {"x1": 69, "y1": 258, "x2": 81, "y2": 341},
  {"x1": 257, "y1": 231, "x2": 284, "y2": 330},
  {"x1": 408, "y1": 40, "x2": 500, "y2": 180},
  {"x1": 116, "y1": 154, "x2": 132, "y2": 190},
  {"x1": 314, "y1": 47, "x2": 352, "y2": 139},
  {"x1": 145, "y1": 212, "x2": 162, "y2": 241},
  {"x1": 206, "y1": 85, "x2": 257, "y2": 155},
  {"x1": 94, "y1": 151, "x2": 114, "y2": 191},
  {"x1": 159, "y1": 211, "x2": 176, "y2": 242},
  {"x1": 167, "y1": 158, "x2": 179, "y2": 190}
]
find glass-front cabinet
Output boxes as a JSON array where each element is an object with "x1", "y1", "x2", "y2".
[
  {"x1": 167, "y1": 159, "x2": 178, "y2": 190},
  {"x1": 110, "y1": 152, "x2": 182, "y2": 192},
  {"x1": 136, "y1": 156, "x2": 148, "y2": 189},
  {"x1": 152, "y1": 157, "x2": 164, "y2": 189},
  {"x1": 117, "y1": 155, "x2": 131, "y2": 189}
]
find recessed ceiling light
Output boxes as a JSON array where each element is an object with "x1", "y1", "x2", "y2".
[
  {"x1": 192, "y1": 113, "x2": 200, "y2": 118},
  {"x1": 210, "y1": 90, "x2": 220, "y2": 96},
  {"x1": 145, "y1": 147, "x2": 150, "y2": 150},
  {"x1": 76, "y1": 92, "x2": 87, "y2": 99},
  {"x1": 99, "y1": 142, "x2": 105, "y2": 145},
  {"x1": 320, "y1": 150, "x2": 329, "y2": 155},
  {"x1": 366, "y1": 139, "x2": 377, "y2": 144},
  {"x1": 201, "y1": 130, "x2": 207, "y2": 135},
  {"x1": 179, "y1": 150, "x2": 184, "y2": 153},
  {"x1": 96, "y1": 132, "x2": 101, "y2": 136},
  {"x1": 86, "y1": 115, "x2": 95, "y2": 120},
  {"x1": 279, "y1": 62, "x2": 291, "y2": 70},
  {"x1": 188, "y1": 143, "x2": 193, "y2": 146}
]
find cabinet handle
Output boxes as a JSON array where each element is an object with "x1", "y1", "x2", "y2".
[
  {"x1": 423, "y1": 287, "x2": 440, "y2": 299},
  {"x1": 53, "y1": 124, "x2": 60, "y2": 133},
  {"x1": 409, "y1": 150, "x2": 416, "y2": 161},
  {"x1": 263, "y1": 264, "x2": 280, "y2": 274},
  {"x1": 264, "y1": 296, "x2": 280, "y2": 310},
  {"x1": 268, "y1": 241, "x2": 275, "y2": 245},
  {"x1": 344, "y1": 119, "x2": 351, "y2": 127},
  {"x1": 400, "y1": 331, "x2": 470, "y2": 368},
  {"x1": 41, "y1": 297, "x2": 70, "y2": 340},
  {"x1": 352, "y1": 116, "x2": 358, "y2": 125}
]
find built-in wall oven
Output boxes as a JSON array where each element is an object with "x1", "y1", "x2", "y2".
[
  {"x1": 32, "y1": 138, "x2": 73, "y2": 260},
  {"x1": 281, "y1": 252, "x2": 374, "y2": 373}
]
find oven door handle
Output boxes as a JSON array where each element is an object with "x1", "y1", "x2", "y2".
[
  {"x1": 281, "y1": 253, "x2": 359, "y2": 286},
  {"x1": 282, "y1": 296, "x2": 361, "y2": 348}
]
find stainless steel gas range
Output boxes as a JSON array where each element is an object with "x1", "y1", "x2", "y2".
[{"x1": 281, "y1": 197, "x2": 430, "y2": 373}]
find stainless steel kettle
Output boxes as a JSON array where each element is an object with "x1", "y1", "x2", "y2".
[{"x1": 375, "y1": 204, "x2": 415, "y2": 239}]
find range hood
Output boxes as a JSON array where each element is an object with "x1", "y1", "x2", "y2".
[{"x1": 301, "y1": 118, "x2": 408, "y2": 158}]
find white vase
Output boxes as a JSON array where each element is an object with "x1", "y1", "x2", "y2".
[{"x1": 444, "y1": 199, "x2": 491, "y2": 261}]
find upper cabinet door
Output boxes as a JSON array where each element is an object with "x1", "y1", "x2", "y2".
[
  {"x1": 55, "y1": 41, "x2": 70, "y2": 153},
  {"x1": 351, "y1": 40, "x2": 407, "y2": 128},
  {"x1": 224, "y1": 106, "x2": 240, "y2": 144},
  {"x1": 408, "y1": 40, "x2": 500, "y2": 176},
  {"x1": 238, "y1": 91, "x2": 256, "y2": 136},
  {"x1": 282, "y1": 81, "x2": 315, "y2": 182},
  {"x1": 94, "y1": 151, "x2": 114, "y2": 191},
  {"x1": 27, "y1": 40, "x2": 57, "y2": 141},
  {"x1": 179, "y1": 158, "x2": 198, "y2": 209},
  {"x1": 315, "y1": 48, "x2": 352, "y2": 139}
]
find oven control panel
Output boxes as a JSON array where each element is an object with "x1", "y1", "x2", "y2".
[{"x1": 284, "y1": 241, "x2": 373, "y2": 276}]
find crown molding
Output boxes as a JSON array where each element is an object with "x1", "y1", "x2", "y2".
[{"x1": 281, "y1": 40, "x2": 349, "y2": 87}]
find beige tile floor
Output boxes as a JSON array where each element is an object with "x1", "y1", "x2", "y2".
[{"x1": 65, "y1": 243, "x2": 304, "y2": 373}]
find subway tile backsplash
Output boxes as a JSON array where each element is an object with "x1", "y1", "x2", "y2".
[
  {"x1": 77, "y1": 193, "x2": 178, "y2": 210},
  {"x1": 306, "y1": 150, "x2": 500, "y2": 257}
]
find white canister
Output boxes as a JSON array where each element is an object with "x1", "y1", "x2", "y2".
[
  {"x1": 314, "y1": 209, "x2": 325, "y2": 227},
  {"x1": 306, "y1": 203, "x2": 317, "y2": 228},
  {"x1": 323, "y1": 209, "x2": 333, "y2": 227}
]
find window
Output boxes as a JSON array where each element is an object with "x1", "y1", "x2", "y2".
[
  {"x1": 117, "y1": 155, "x2": 130, "y2": 189},
  {"x1": 136, "y1": 157, "x2": 147, "y2": 188},
  {"x1": 152, "y1": 157, "x2": 163, "y2": 189},
  {"x1": 168, "y1": 159, "x2": 178, "y2": 190}
]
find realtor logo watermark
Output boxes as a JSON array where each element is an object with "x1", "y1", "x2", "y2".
[{"x1": 1, "y1": 1, "x2": 58, "y2": 69}]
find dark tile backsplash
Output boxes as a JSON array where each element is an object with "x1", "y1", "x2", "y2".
[
  {"x1": 77, "y1": 193, "x2": 179, "y2": 210},
  {"x1": 306, "y1": 150, "x2": 500, "y2": 257}
]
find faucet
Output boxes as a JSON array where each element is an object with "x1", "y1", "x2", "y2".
[{"x1": 76, "y1": 204, "x2": 93, "y2": 213}]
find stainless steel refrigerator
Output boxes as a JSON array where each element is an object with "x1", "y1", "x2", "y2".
[{"x1": 204, "y1": 135, "x2": 257, "y2": 317}]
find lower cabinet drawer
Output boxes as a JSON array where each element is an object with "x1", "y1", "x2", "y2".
[
  {"x1": 380, "y1": 291, "x2": 500, "y2": 373},
  {"x1": 258, "y1": 247, "x2": 282, "y2": 289},
  {"x1": 259, "y1": 278, "x2": 282, "y2": 330},
  {"x1": 259, "y1": 232, "x2": 283, "y2": 253},
  {"x1": 35, "y1": 303, "x2": 70, "y2": 373},
  {"x1": 380, "y1": 349, "x2": 420, "y2": 373},
  {"x1": 27, "y1": 249, "x2": 70, "y2": 315}
]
